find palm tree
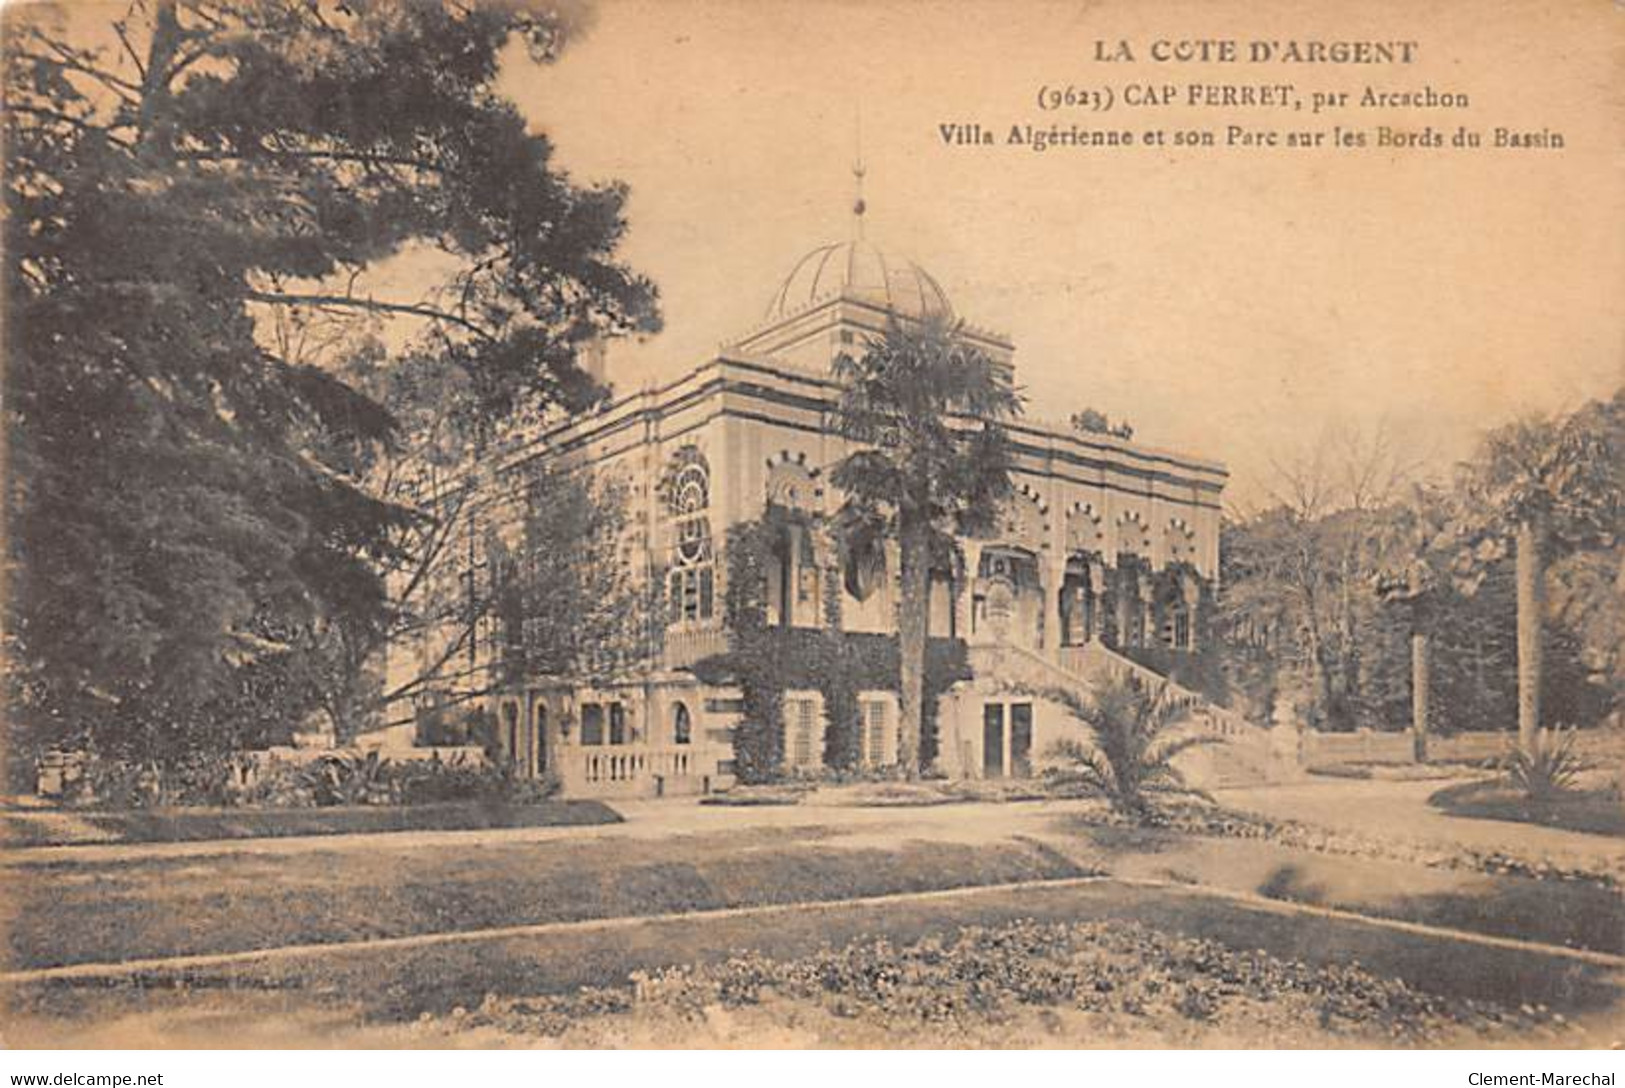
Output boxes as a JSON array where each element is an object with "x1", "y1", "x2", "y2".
[
  {"x1": 1375, "y1": 559, "x2": 1436, "y2": 762},
  {"x1": 830, "y1": 315, "x2": 1022, "y2": 775},
  {"x1": 1372, "y1": 492, "x2": 1450, "y2": 762},
  {"x1": 1461, "y1": 396, "x2": 1620, "y2": 754},
  {"x1": 1042, "y1": 673, "x2": 1218, "y2": 822}
]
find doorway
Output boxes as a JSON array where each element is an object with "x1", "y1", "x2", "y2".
[
  {"x1": 1010, "y1": 702, "x2": 1033, "y2": 778},
  {"x1": 983, "y1": 704, "x2": 1005, "y2": 777}
]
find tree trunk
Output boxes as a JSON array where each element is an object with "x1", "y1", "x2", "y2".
[
  {"x1": 1299, "y1": 589, "x2": 1335, "y2": 730},
  {"x1": 136, "y1": 0, "x2": 183, "y2": 152},
  {"x1": 1304, "y1": 624, "x2": 1335, "y2": 730},
  {"x1": 896, "y1": 519, "x2": 931, "y2": 777},
  {"x1": 1515, "y1": 514, "x2": 1546, "y2": 754},
  {"x1": 1411, "y1": 628, "x2": 1430, "y2": 762},
  {"x1": 1338, "y1": 552, "x2": 1361, "y2": 726}
]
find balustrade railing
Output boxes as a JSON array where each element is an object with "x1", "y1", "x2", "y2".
[
  {"x1": 980, "y1": 640, "x2": 1289, "y2": 786},
  {"x1": 558, "y1": 742, "x2": 719, "y2": 789},
  {"x1": 662, "y1": 625, "x2": 728, "y2": 669},
  {"x1": 1057, "y1": 643, "x2": 1252, "y2": 739}
]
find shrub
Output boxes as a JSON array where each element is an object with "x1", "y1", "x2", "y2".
[
  {"x1": 64, "y1": 751, "x2": 256, "y2": 808},
  {"x1": 395, "y1": 754, "x2": 560, "y2": 805},
  {"x1": 302, "y1": 750, "x2": 395, "y2": 806},
  {"x1": 1506, "y1": 727, "x2": 1591, "y2": 800},
  {"x1": 1040, "y1": 673, "x2": 1219, "y2": 823},
  {"x1": 65, "y1": 754, "x2": 157, "y2": 809},
  {"x1": 65, "y1": 749, "x2": 558, "y2": 809}
]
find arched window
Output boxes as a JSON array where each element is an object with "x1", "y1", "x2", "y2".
[
  {"x1": 673, "y1": 702, "x2": 693, "y2": 745},
  {"x1": 663, "y1": 449, "x2": 715, "y2": 623}
]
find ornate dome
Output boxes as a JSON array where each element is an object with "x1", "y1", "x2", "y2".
[{"x1": 766, "y1": 239, "x2": 953, "y2": 322}]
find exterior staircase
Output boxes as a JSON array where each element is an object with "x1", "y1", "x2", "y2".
[{"x1": 968, "y1": 641, "x2": 1298, "y2": 790}]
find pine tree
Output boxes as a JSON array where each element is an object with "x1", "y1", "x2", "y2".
[{"x1": 4, "y1": 1, "x2": 659, "y2": 771}]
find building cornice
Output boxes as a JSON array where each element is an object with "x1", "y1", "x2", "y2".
[{"x1": 500, "y1": 351, "x2": 1227, "y2": 495}]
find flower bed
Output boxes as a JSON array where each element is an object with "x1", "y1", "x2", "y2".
[
  {"x1": 427, "y1": 918, "x2": 1576, "y2": 1047},
  {"x1": 1430, "y1": 779, "x2": 1625, "y2": 838}
]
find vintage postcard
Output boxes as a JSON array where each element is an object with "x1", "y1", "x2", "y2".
[{"x1": 1, "y1": 0, "x2": 1620, "y2": 1060}]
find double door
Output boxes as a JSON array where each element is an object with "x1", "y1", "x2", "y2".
[{"x1": 982, "y1": 701, "x2": 1033, "y2": 778}]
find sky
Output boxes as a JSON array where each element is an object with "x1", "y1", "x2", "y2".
[{"x1": 510, "y1": 0, "x2": 1622, "y2": 509}]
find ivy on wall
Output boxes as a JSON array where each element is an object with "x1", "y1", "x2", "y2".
[
  {"x1": 703, "y1": 516, "x2": 783, "y2": 783},
  {"x1": 695, "y1": 511, "x2": 970, "y2": 783},
  {"x1": 1112, "y1": 561, "x2": 1226, "y2": 704}
]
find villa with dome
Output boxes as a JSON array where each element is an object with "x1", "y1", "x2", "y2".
[{"x1": 455, "y1": 222, "x2": 1269, "y2": 798}]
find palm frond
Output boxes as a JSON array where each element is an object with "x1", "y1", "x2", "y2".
[
  {"x1": 1037, "y1": 672, "x2": 1226, "y2": 822},
  {"x1": 1145, "y1": 733, "x2": 1222, "y2": 765}
]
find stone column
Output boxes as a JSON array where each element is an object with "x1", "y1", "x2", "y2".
[
  {"x1": 1042, "y1": 552, "x2": 1065, "y2": 655},
  {"x1": 1088, "y1": 561, "x2": 1107, "y2": 642},
  {"x1": 1181, "y1": 572, "x2": 1203, "y2": 652},
  {"x1": 1411, "y1": 627, "x2": 1430, "y2": 763},
  {"x1": 1113, "y1": 566, "x2": 1133, "y2": 647},
  {"x1": 1138, "y1": 572, "x2": 1155, "y2": 647},
  {"x1": 957, "y1": 541, "x2": 983, "y2": 641}
]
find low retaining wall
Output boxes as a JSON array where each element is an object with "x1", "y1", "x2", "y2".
[
  {"x1": 1301, "y1": 728, "x2": 1625, "y2": 767},
  {"x1": 1300, "y1": 730, "x2": 1416, "y2": 766},
  {"x1": 1429, "y1": 730, "x2": 1625, "y2": 766}
]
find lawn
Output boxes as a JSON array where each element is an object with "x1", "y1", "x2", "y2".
[
  {"x1": 3, "y1": 825, "x2": 1089, "y2": 971},
  {"x1": 1430, "y1": 780, "x2": 1625, "y2": 838},
  {"x1": 1047, "y1": 819, "x2": 1625, "y2": 957},
  {"x1": 7, "y1": 796, "x2": 1622, "y2": 1048},
  {"x1": 6, "y1": 881, "x2": 1614, "y2": 1048}
]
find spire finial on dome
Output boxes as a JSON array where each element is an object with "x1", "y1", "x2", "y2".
[{"x1": 851, "y1": 105, "x2": 866, "y2": 239}]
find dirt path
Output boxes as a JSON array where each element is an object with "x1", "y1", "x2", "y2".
[{"x1": 9, "y1": 779, "x2": 1616, "y2": 871}]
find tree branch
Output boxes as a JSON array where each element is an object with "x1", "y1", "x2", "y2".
[
  {"x1": 27, "y1": 32, "x2": 144, "y2": 101},
  {"x1": 112, "y1": 8, "x2": 148, "y2": 83},
  {"x1": 6, "y1": 105, "x2": 135, "y2": 147},
  {"x1": 177, "y1": 146, "x2": 447, "y2": 175},
  {"x1": 245, "y1": 290, "x2": 496, "y2": 342}
]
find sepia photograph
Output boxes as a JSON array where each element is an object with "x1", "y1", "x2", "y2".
[{"x1": 1, "y1": 0, "x2": 1621, "y2": 1064}]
